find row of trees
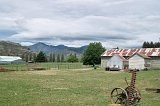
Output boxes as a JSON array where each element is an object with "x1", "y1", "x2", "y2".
[
  {"x1": 142, "y1": 41, "x2": 160, "y2": 48},
  {"x1": 49, "y1": 53, "x2": 64, "y2": 62},
  {"x1": 21, "y1": 52, "x2": 79, "y2": 63},
  {"x1": 22, "y1": 41, "x2": 160, "y2": 65},
  {"x1": 21, "y1": 42, "x2": 105, "y2": 66}
]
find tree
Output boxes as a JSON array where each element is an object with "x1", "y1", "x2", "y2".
[
  {"x1": 57, "y1": 54, "x2": 61, "y2": 62},
  {"x1": 33, "y1": 53, "x2": 37, "y2": 62},
  {"x1": 142, "y1": 41, "x2": 147, "y2": 48},
  {"x1": 67, "y1": 53, "x2": 78, "y2": 63},
  {"x1": 150, "y1": 41, "x2": 154, "y2": 48},
  {"x1": 29, "y1": 53, "x2": 32, "y2": 61},
  {"x1": 35, "y1": 51, "x2": 47, "y2": 62},
  {"x1": 52, "y1": 53, "x2": 55, "y2": 62},
  {"x1": 157, "y1": 42, "x2": 160, "y2": 48},
  {"x1": 82, "y1": 42, "x2": 105, "y2": 66},
  {"x1": 142, "y1": 41, "x2": 160, "y2": 48},
  {"x1": 25, "y1": 53, "x2": 29, "y2": 62},
  {"x1": 49, "y1": 53, "x2": 53, "y2": 62},
  {"x1": 21, "y1": 53, "x2": 25, "y2": 61},
  {"x1": 61, "y1": 54, "x2": 65, "y2": 62}
]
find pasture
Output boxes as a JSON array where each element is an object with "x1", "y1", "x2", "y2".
[
  {"x1": 0, "y1": 62, "x2": 91, "y2": 71},
  {"x1": 0, "y1": 64, "x2": 159, "y2": 106}
]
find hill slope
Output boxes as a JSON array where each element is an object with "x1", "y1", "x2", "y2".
[{"x1": 0, "y1": 41, "x2": 30, "y2": 56}]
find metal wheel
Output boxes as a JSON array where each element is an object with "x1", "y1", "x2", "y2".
[
  {"x1": 111, "y1": 87, "x2": 128, "y2": 105},
  {"x1": 125, "y1": 86, "x2": 141, "y2": 105}
]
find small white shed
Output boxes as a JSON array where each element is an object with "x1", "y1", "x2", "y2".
[
  {"x1": 107, "y1": 54, "x2": 128, "y2": 70},
  {"x1": 129, "y1": 53, "x2": 151, "y2": 70}
]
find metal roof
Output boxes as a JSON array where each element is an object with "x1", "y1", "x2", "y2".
[
  {"x1": 101, "y1": 48, "x2": 160, "y2": 57},
  {"x1": 129, "y1": 53, "x2": 151, "y2": 59},
  {"x1": 112, "y1": 54, "x2": 128, "y2": 61}
]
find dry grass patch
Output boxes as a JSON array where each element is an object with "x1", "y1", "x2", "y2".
[{"x1": 27, "y1": 70, "x2": 57, "y2": 76}]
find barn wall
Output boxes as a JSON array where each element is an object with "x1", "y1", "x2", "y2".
[
  {"x1": 129, "y1": 55, "x2": 145, "y2": 70},
  {"x1": 144, "y1": 59, "x2": 151, "y2": 69},
  {"x1": 150, "y1": 57, "x2": 160, "y2": 69},
  {"x1": 101, "y1": 56, "x2": 111, "y2": 68},
  {"x1": 107, "y1": 55, "x2": 123, "y2": 69}
]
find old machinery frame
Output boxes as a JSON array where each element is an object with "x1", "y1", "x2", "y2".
[{"x1": 110, "y1": 70, "x2": 141, "y2": 106}]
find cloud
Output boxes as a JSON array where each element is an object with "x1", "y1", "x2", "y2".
[
  {"x1": 10, "y1": 16, "x2": 137, "y2": 41},
  {"x1": 20, "y1": 42, "x2": 34, "y2": 46},
  {"x1": 0, "y1": 0, "x2": 160, "y2": 48}
]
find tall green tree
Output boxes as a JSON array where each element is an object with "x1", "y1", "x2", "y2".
[
  {"x1": 61, "y1": 54, "x2": 65, "y2": 62},
  {"x1": 25, "y1": 53, "x2": 29, "y2": 62},
  {"x1": 142, "y1": 41, "x2": 147, "y2": 48},
  {"x1": 33, "y1": 53, "x2": 37, "y2": 62},
  {"x1": 57, "y1": 54, "x2": 61, "y2": 62},
  {"x1": 82, "y1": 42, "x2": 105, "y2": 66},
  {"x1": 150, "y1": 41, "x2": 154, "y2": 48},
  {"x1": 49, "y1": 53, "x2": 53, "y2": 62},
  {"x1": 52, "y1": 53, "x2": 55, "y2": 62},
  {"x1": 35, "y1": 51, "x2": 47, "y2": 62},
  {"x1": 67, "y1": 53, "x2": 78, "y2": 63},
  {"x1": 21, "y1": 53, "x2": 25, "y2": 61},
  {"x1": 29, "y1": 53, "x2": 32, "y2": 61}
]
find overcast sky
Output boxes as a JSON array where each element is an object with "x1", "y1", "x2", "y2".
[{"x1": 0, "y1": 0, "x2": 160, "y2": 48}]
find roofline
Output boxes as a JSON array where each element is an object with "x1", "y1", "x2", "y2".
[{"x1": 129, "y1": 53, "x2": 151, "y2": 59}]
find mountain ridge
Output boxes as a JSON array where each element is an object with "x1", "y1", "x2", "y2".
[
  {"x1": 0, "y1": 41, "x2": 88, "y2": 56},
  {"x1": 28, "y1": 42, "x2": 88, "y2": 55}
]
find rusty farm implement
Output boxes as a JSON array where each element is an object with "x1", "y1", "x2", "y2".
[{"x1": 110, "y1": 70, "x2": 141, "y2": 106}]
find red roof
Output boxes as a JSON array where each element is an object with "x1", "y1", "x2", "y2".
[
  {"x1": 135, "y1": 53, "x2": 150, "y2": 59},
  {"x1": 128, "y1": 51, "x2": 134, "y2": 56},
  {"x1": 116, "y1": 54, "x2": 128, "y2": 61},
  {"x1": 102, "y1": 48, "x2": 160, "y2": 57}
]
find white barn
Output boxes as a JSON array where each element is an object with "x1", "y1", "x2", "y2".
[
  {"x1": 107, "y1": 54, "x2": 128, "y2": 70},
  {"x1": 0, "y1": 56, "x2": 25, "y2": 64},
  {"x1": 101, "y1": 48, "x2": 160, "y2": 70},
  {"x1": 129, "y1": 53, "x2": 151, "y2": 70}
]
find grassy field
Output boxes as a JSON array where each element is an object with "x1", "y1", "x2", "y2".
[
  {"x1": 0, "y1": 63, "x2": 91, "y2": 71},
  {"x1": 0, "y1": 68, "x2": 159, "y2": 106}
]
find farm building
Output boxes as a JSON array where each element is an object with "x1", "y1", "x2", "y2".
[
  {"x1": 129, "y1": 53, "x2": 151, "y2": 70},
  {"x1": 0, "y1": 56, "x2": 25, "y2": 64},
  {"x1": 101, "y1": 48, "x2": 160, "y2": 70},
  {"x1": 107, "y1": 54, "x2": 128, "y2": 70}
]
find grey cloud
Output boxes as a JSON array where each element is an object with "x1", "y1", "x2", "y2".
[
  {"x1": 58, "y1": 34, "x2": 135, "y2": 41},
  {"x1": 0, "y1": 4, "x2": 13, "y2": 13},
  {"x1": 0, "y1": 30, "x2": 18, "y2": 36},
  {"x1": 0, "y1": 0, "x2": 160, "y2": 47}
]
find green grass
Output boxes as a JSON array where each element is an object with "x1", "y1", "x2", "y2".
[
  {"x1": 0, "y1": 62, "x2": 91, "y2": 71},
  {"x1": 0, "y1": 69, "x2": 159, "y2": 106},
  {"x1": 39, "y1": 62, "x2": 91, "y2": 70},
  {"x1": 0, "y1": 64, "x2": 28, "y2": 71}
]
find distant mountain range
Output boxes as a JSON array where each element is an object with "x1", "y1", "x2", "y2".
[
  {"x1": 0, "y1": 41, "x2": 88, "y2": 56},
  {"x1": 28, "y1": 42, "x2": 88, "y2": 55}
]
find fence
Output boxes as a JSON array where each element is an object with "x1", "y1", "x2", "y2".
[{"x1": 0, "y1": 62, "x2": 92, "y2": 71}]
